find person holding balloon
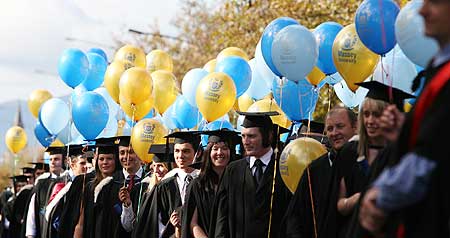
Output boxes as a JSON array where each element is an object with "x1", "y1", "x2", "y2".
[
  {"x1": 359, "y1": 0, "x2": 450, "y2": 237},
  {"x1": 181, "y1": 129, "x2": 241, "y2": 238},
  {"x1": 282, "y1": 106, "x2": 357, "y2": 238},
  {"x1": 212, "y1": 111, "x2": 292, "y2": 238}
]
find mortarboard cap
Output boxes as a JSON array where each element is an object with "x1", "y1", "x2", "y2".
[
  {"x1": 45, "y1": 146, "x2": 66, "y2": 155},
  {"x1": 298, "y1": 119, "x2": 325, "y2": 134},
  {"x1": 164, "y1": 131, "x2": 201, "y2": 147},
  {"x1": 238, "y1": 111, "x2": 278, "y2": 128},
  {"x1": 21, "y1": 167, "x2": 35, "y2": 175},
  {"x1": 9, "y1": 175, "x2": 31, "y2": 183},
  {"x1": 29, "y1": 162, "x2": 50, "y2": 172},
  {"x1": 95, "y1": 137, "x2": 119, "y2": 154},
  {"x1": 200, "y1": 129, "x2": 241, "y2": 144},
  {"x1": 148, "y1": 143, "x2": 174, "y2": 163},
  {"x1": 66, "y1": 144, "x2": 85, "y2": 157},
  {"x1": 356, "y1": 81, "x2": 415, "y2": 110}
]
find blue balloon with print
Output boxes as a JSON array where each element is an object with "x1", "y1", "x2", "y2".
[
  {"x1": 182, "y1": 68, "x2": 209, "y2": 107},
  {"x1": 215, "y1": 56, "x2": 252, "y2": 97},
  {"x1": 88, "y1": 48, "x2": 108, "y2": 62},
  {"x1": 173, "y1": 96, "x2": 201, "y2": 129},
  {"x1": 58, "y1": 48, "x2": 89, "y2": 88},
  {"x1": 81, "y1": 52, "x2": 108, "y2": 91},
  {"x1": 355, "y1": 0, "x2": 400, "y2": 55},
  {"x1": 72, "y1": 91, "x2": 109, "y2": 140},
  {"x1": 34, "y1": 121, "x2": 53, "y2": 147},
  {"x1": 272, "y1": 78, "x2": 318, "y2": 121},
  {"x1": 313, "y1": 22, "x2": 343, "y2": 75},
  {"x1": 261, "y1": 17, "x2": 299, "y2": 76}
]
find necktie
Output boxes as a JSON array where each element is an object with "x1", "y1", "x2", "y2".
[
  {"x1": 182, "y1": 174, "x2": 193, "y2": 203},
  {"x1": 254, "y1": 159, "x2": 264, "y2": 185},
  {"x1": 127, "y1": 174, "x2": 135, "y2": 191}
]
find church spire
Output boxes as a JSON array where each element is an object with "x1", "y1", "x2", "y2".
[{"x1": 14, "y1": 101, "x2": 24, "y2": 128}]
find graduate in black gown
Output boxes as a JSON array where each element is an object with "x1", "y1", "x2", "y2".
[
  {"x1": 4, "y1": 175, "x2": 32, "y2": 238},
  {"x1": 282, "y1": 107, "x2": 358, "y2": 238},
  {"x1": 360, "y1": 2, "x2": 450, "y2": 236},
  {"x1": 212, "y1": 111, "x2": 292, "y2": 238},
  {"x1": 181, "y1": 129, "x2": 240, "y2": 238},
  {"x1": 82, "y1": 138, "x2": 122, "y2": 238},
  {"x1": 132, "y1": 131, "x2": 202, "y2": 238}
]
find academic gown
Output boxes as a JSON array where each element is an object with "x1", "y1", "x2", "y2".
[
  {"x1": 181, "y1": 178, "x2": 216, "y2": 238},
  {"x1": 57, "y1": 171, "x2": 95, "y2": 238},
  {"x1": 30, "y1": 174, "x2": 57, "y2": 238},
  {"x1": 132, "y1": 175, "x2": 182, "y2": 238},
  {"x1": 7, "y1": 185, "x2": 33, "y2": 238},
  {"x1": 212, "y1": 155, "x2": 292, "y2": 238}
]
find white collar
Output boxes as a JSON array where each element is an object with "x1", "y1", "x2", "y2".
[
  {"x1": 175, "y1": 168, "x2": 199, "y2": 181},
  {"x1": 249, "y1": 148, "x2": 273, "y2": 168},
  {"x1": 122, "y1": 167, "x2": 143, "y2": 179}
]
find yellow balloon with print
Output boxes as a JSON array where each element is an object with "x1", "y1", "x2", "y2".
[
  {"x1": 203, "y1": 59, "x2": 217, "y2": 73},
  {"x1": 131, "y1": 118, "x2": 168, "y2": 163},
  {"x1": 237, "y1": 93, "x2": 254, "y2": 112},
  {"x1": 120, "y1": 94, "x2": 154, "y2": 121},
  {"x1": 247, "y1": 98, "x2": 292, "y2": 129},
  {"x1": 104, "y1": 60, "x2": 134, "y2": 103},
  {"x1": 28, "y1": 89, "x2": 53, "y2": 118},
  {"x1": 306, "y1": 66, "x2": 326, "y2": 86},
  {"x1": 5, "y1": 126, "x2": 27, "y2": 154},
  {"x1": 114, "y1": 45, "x2": 146, "y2": 68},
  {"x1": 119, "y1": 67, "x2": 153, "y2": 105},
  {"x1": 332, "y1": 24, "x2": 379, "y2": 92},
  {"x1": 196, "y1": 72, "x2": 237, "y2": 122},
  {"x1": 217, "y1": 47, "x2": 249, "y2": 62},
  {"x1": 146, "y1": 50, "x2": 173, "y2": 73},
  {"x1": 151, "y1": 70, "x2": 179, "y2": 114},
  {"x1": 279, "y1": 137, "x2": 327, "y2": 193}
]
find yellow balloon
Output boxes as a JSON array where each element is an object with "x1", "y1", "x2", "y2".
[
  {"x1": 50, "y1": 139, "x2": 64, "y2": 147},
  {"x1": 247, "y1": 99, "x2": 292, "y2": 129},
  {"x1": 120, "y1": 94, "x2": 154, "y2": 121},
  {"x1": 237, "y1": 93, "x2": 254, "y2": 112},
  {"x1": 217, "y1": 47, "x2": 249, "y2": 62},
  {"x1": 5, "y1": 126, "x2": 27, "y2": 154},
  {"x1": 114, "y1": 45, "x2": 146, "y2": 68},
  {"x1": 332, "y1": 24, "x2": 379, "y2": 92},
  {"x1": 404, "y1": 102, "x2": 412, "y2": 112},
  {"x1": 151, "y1": 70, "x2": 179, "y2": 114},
  {"x1": 306, "y1": 66, "x2": 326, "y2": 86},
  {"x1": 104, "y1": 60, "x2": 135, "y2": 103},
  {"x1": 28, "y1": 89, "x2": 53, "y2": 118},
  {"x1": 146, "y1": 50, "x2": 174, "y2": 73},
  {"x1": 203, "y1": 59, "x2": 217, "y2": 73},
  {"x1": 131, "y1": 118, "x2": 167, "y2": 163},
  {"x1": 279, "y1": 137, "x2": 327, "y2": 193},
  {"x1": 119, "y1": 67, "x2": 153, "y2": 105},
  {"x1": 196, "y1": 72, "x2": 237, "y2": 122}
]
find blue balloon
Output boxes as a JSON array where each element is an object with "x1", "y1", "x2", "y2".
[
  {"x1": 181, "y1": 68, "x2": 208, "y2": 107},
  {"x1": 355, "y1": 0, "x2": 400, "y2": 55},
  {"x1": 162, "y1": 105, "x2": 179, "y2": 130},
  {"x1": 272, "y1": 78, "x2": 318, "y2": 121},
  {"x1": 81, "y1": 53, "x2": 108, "y2": 91},
  {"x1": 215, "y1": 56, "x2": 252, "y2": 97},
  {"x1": 72, "y1": 92, "x2": 109, "y2": 140},
  {"x1": 39, "y1": 98, "x2": 71, "y2": 136},
  {"x1": 88, "y1": 48, "x2": 108, "y2": 62},
  {"x1": 173, "y1": 96, "x2": 201, "y2": 129},
  {"x1": 203, "y1": 120, "x2": 234, "y2": 131},
  {"x1": 58, "y1": 48, "x2": 89, "y2": 88},
  {"x1": 34, "y1": 121, "x2": 53, "y2": 147},
  {"x1": 246, "y1": 59, "x2": 271, "y2": 100},
  {"x1": 325, "y1": 72, "x2": 343, "y2": 86},
  {"x1": 261, "y1": 17, "x2": 299, "y2": 76},
  {"x1": 313, "y1": 22, "x2": 343, "y2": 75}
]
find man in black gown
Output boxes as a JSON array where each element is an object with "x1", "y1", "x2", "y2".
[{"x1": 212, "y1": 111, "x2": 292, "y2": 238}]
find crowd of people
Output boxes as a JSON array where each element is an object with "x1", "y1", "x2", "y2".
[{"x1": 0, "y1": 0, "x2": 449, "y2": 237}]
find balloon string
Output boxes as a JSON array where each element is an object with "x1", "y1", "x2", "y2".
[
  {"x1": 124, "y1": 104, "x2": 137, "y2": 188},
  {"x1": 267, "y1": 139, "x2": 279, "y2": 238},
  {"x1": 307, "y1": 167, "x2": 318, "y2": 238},
  {"x1": 12, "y1": 153, "x2": 18, "y2": 197},
  {"x1": 136, "y1": 177, "x2": 144, "y2": 224}
]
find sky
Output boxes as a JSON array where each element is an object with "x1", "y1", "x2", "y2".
[
  {"x1": 0, "y1": 0, "x2": 181, "y2": 104},
  {"x1": 0, "y1": 0, "x2": 185, "y2": 156}
]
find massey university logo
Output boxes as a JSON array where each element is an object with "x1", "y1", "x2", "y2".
[
  {"x1": 342, "y1": 33, "x2": 357, "y2": 51},
  {"x1": 143, "y1": 123, "x2": 155, "y2": 134},
  {"x1": 125, "y1": 53, "x2": 136, "y2": 63},
  {"x1": 209, "y1": 77, "x2": 223, "y2": 92}
]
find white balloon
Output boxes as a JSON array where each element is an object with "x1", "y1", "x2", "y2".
[
  {"x1": 395, "y1": 0, "x2": 439, "y2": 67},
  {"x1": 94, "y1": 87, "x2": 119, "y2": 115},
  {"x1": 255, "y1": 40, "x2": 278, "y2": 88},
  {"x1": 334, "y1": 80, "x2": 368, "y2": 108},
  {"x1": 40, "y1": 98, "x2": 70, "y2": 135},
  {"x1": 246, "y1": 59, "x2": 271, "y2": 100}
]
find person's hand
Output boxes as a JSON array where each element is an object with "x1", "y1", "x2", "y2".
[
  {"x1": 360, "y1": 188, "x2": 386, "y2": 233},
  {"x1": 119, "y1": 186, "x2": 131, "y2": 207},
  {"x1": 170, "y1": 210, "x2": 181, "y2": 228},
  {"x1": 380, "y1": 105, "x2": 405, "y2": 142}
]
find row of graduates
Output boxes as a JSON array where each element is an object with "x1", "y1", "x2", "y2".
[{"x1": 2, "y1": 79, "x2": 440, "y2": 238}]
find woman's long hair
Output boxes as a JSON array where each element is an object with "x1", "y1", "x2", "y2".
[
  {"x1": 198, "y1": 140, "x2": 236, "y2": 192},
  {"x1": 357, "y1": 98, "x2": 388, "y2": 158}
]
